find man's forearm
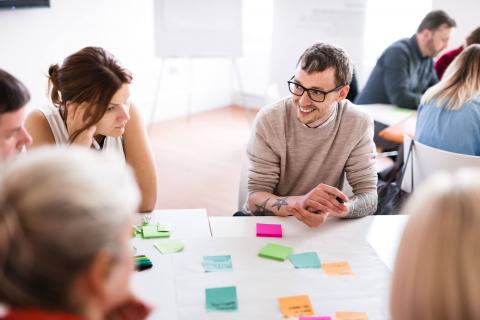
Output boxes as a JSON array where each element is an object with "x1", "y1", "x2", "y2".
[
  {"x1": 345, "y1": 192, "x2": 377, "y2": 218},
  {"x1": 246, "y1": 192, "x2": 293, "y2": 217}
]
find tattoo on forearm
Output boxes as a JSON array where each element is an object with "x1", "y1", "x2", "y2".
[
  {"x1": 273, "y1": 197, "x2": 288, "y2": 211},
  {"x1": 253, "y1": 198, "x2": 274, "y2": 216}
]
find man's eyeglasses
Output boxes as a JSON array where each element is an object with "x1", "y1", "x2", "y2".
[{"x1": 287, "y1": 77, "x2": 344, "y2": 102}]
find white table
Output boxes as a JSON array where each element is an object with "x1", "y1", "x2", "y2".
[
  {"x1": 133, "y1": 208, "x2": 211, "y2": 238},
  {"x1": 209, "y1": 215, "x2": 409, "y2": 270},
  {"x1": 132, "y1": 213, "x2": 408, "y2": 319},
  {"x1": 131, "y1": 209, "x2": 211, "y2": 320},
  {"x1": 356, "y1": 104, "x2": 415, "y2": 126}
]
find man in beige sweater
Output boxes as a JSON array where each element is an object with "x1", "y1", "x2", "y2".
[{"x1": 245, "y1": 43, "x2": 377, "y2": 227}]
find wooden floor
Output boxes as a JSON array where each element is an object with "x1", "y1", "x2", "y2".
[
  {"x1": 149, "y1": 105, "x2": 256, "y2": 216},
  {"x1": 149, "y1": 106, "x2": 392, "y2": 216}
]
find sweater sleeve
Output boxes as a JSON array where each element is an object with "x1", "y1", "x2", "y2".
[
  {"x1": 246, "y1": 110, "x2": 281, "y2": 195},
  {"x1": 382, "y1": 47, "x2": 422, "y2": 110},
  {"x1": 344, "y1": 115, "x2": 378, "y2": 217}
]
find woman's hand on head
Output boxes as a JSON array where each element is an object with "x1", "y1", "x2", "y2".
[{"x1": 66, "y1": 102, "x2": 97, "y2": 146}]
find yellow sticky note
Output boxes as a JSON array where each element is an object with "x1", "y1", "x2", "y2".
[
  {"x1": 322, "y1": 261, "x2": 353, "y2": 276},
  {"x1": 277, "y1": 294, "x2": 314, "y2": 317},
  {"x1": 335, "y1": 311, "x2": 368, "y2": 320}
]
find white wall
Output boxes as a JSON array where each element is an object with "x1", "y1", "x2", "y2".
[
  {"x1": 2, "y1": 0, "x2": 478, "y2": 119},
  {"x1": 0, "y1": 0, "x2": 234, "y2": 123},
  {"x1": 433, "y1": 0, "x2": 479, "y2": 49}
]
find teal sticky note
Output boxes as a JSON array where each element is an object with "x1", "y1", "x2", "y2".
[
  {"x1": 202, "y1": 255, "x2": 233, "y2": 272},
  {"x1": 258, "y1": 243, "x2": 293, "y2": 261},
  {"x1": 205, "y1": 286, "x2": 238, "y2": 312},
  {"x1": 154, "y1": 240, "x2": 184, "y2": 254},
  {"x1": 289, "y1": 252, "x2": 321, "y2": 269},
  {"x1": 141, "y1": 225, "x2": 170, "y2": 239}
]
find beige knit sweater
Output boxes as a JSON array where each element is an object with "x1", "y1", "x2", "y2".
[{"x1": 246, "y1": 97, "x2": 378, "y2": 217}]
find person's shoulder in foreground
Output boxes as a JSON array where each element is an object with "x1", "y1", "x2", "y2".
[{"x1": 391, "y1": 168, "x2": 480, "y2": 320}]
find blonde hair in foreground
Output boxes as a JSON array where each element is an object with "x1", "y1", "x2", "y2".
[
  {"x1": 421, "y1": 44, "x2": 480, "y2": 110},
  {"x1": 391, "y1": 168, "x2": 480, "y2": 320},
  {"x1": 0, "y1": 146, "x2": 139, "y2": 310}
]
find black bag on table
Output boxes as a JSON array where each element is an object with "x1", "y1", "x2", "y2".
[{"x1": 375, "y1": 141, "x2": 414, "y2": 215}]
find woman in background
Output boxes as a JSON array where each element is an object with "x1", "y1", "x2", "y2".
[
  {"x1": 0, "y1": 147, "x2": 150, "y2": 320},
  {"x1": 435, "y1": 26, "x2": 480, "y2": 79},
  {"x1": 415, "y1": 44, "x2": 480, "y2": 156},
  {"x1": 391, "y1": 169, "x2": 480, "y2": 319},
  {"x1": 25, "y1": 47, "x2": 157, "y2": 212}
]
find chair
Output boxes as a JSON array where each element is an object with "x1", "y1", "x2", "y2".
[
  {"x1": 401, "y1": 135, "x2": 480, "y2": 193},
  {"x1": 238, "y1": 156, "x2": 249, "y2": 211}
]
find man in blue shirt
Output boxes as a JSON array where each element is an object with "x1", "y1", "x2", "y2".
[{"x1": 355, "y1": 10, "x2": 456, "y2": 150}]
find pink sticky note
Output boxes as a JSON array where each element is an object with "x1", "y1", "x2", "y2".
[
  {"x1": 256, "y1": 223, "x2": 282, "y2": 237},
  {"x1": 299, "y1": 317, "x2": 332, "y2": 320}
]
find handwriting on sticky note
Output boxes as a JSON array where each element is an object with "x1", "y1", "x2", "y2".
[
  {"x1": 202, "y1": 255, "x2": 233, "y2": 272},
  {"x1": 277, "y1": 294, "x2": 314, "y2": 317},
  {"x1": 322, "y1": 261, "x2": 353, "y2": 276},
  {"x1": 335, "y1": 311, "x2": 368, "y2": 320},
  {"x1": 205, "y1": 286, "x2": 238, "y2": 312}
]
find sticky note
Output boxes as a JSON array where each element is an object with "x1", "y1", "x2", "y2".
[
  {"x1": 322, "y1": 261, "x2": 353, "y2": 276},
  {"x1": 156, "y1": 223, "x2": 171, "y2": 232},
  {"x1": 256, "y1": 223, "x2": 282, "y2": 237},
  {"x1": 299, "y1": 316, "x2": 331, "y2": 320},
  {"x1": 205, "y1": 286, "x2": 238, "y2": 312},
  {"x1": 335, "y1": 311, "x2": 368, "y2": 320},
  {"x1": 141, "y1": 225, "x2": 170, "y2": 239},
  {"x1": 202, "y1": 255, "x2": 233, "y2": 272},
  {"x1": 277, "y1": 294, "x2": 314, "y2": 317},
  {"x1": 258, "y1": 243, "x2": 293, "y2": 261},
  {"x1": 289, "y1": 252, "x2": 321, "y2": 269},
  {"x1": 154, "y1": 240, "x2": 184, "y2": 254}
]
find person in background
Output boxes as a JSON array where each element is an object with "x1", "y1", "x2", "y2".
[
  {"x1": 0, "y1": 147, "x2": 151, "y2": 320},
  {"x1": 0, "y1": 69, "x2": 32, "y2": 160},
  {"x1": 355, "y1": 10, "x2": 456, "y2": 151},
  {"x1": 415, "y1": 44, "x2": 480, "y2": 156},
  {"x1": 435, "y1": 26, "x2": 480, "y2": 79},
  {"x1": 391, "y1": 169, "x2": 480, "y2": 319},
  {"x1": 25, "y1": 47, "x2": 157, "y2": 213},
  {"x1": 243, "y1": 42, "x2": 377, "y2": 227}
]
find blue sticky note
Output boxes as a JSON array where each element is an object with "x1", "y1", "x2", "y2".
[
  {"x1": 202, "y1": 255, "x2": 233, "y2": 272},
  {"x1": 205, "y1": 286, "x2": 238, "y2": 312},
  {"x1": 289, "y1": 252, "x2": 321, "y2": 269}
]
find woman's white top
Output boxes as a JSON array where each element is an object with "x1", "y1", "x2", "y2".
[{"x1": 38, "y1": 105, "x2": 125, "y2": 159}]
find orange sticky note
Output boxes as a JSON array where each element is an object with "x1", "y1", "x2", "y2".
[
  {"x1": 322, "y1": 261, "x2": 353, "y2": 276},
  {"x1": 335, "y1": 311, "x2": 368, "y2": 320},
  {"x1": 277, "y1": 294, "x2": 314, "y2": 317}
]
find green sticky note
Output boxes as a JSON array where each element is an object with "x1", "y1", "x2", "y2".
[
  {"x1": 205, "y1": 286, "x2": 238, "y2": 312},
  {"x1": 157, "y1": 223, "x2": 171, "y2": 232},
  {"x1": 394, "y1": 106, "x2": 414, "y2": 113},
  {"x1": 141, "y1": 225, "x2": 170, "y2": 239},
  {"x1": 289, "y1": 252, "x2": 321, "y2": 269},
  {"x1": 154, "y1": 240, "x2": 184, "y2": 254},
  {"x1": 258, "y1": 243, "x2": 293, "y2": 261},
  {"x1": 202, "y1": 255, "x2": 233, "y2": 272}
]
